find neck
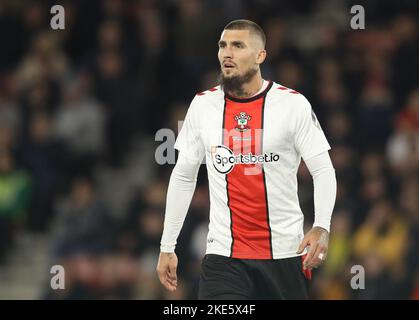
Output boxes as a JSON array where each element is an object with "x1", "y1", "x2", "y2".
[{"x1": 228, "y1": 71, "x2": 264, "y2": 98}]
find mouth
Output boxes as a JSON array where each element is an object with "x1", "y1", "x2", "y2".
[{"x1": 223, "y1": 61, "x2": 236, "y2": 70}]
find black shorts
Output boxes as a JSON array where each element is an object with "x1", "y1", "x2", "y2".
[{"x1": 198, "y1": 254, "x2": 311, "y2": 300}]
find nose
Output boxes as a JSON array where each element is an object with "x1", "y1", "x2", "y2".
[{"x1": 221, "y1": 45, "x2": 233, "y2": 60}]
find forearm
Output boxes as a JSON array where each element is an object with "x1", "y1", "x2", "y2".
[
  {"x1": 160, "y1": 153, "x2": 201, "y2": 252},
  {"x1": 304, "y1": 151, "x2": 337, "y2": 232}
]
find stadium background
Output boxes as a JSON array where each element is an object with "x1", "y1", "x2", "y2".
[{"x1": 0, "y1": 0, "x2": 418, "y2": 299}]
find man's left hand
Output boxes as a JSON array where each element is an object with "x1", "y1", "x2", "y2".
[{"x1": 296, "y1": 226, "x2": 329, "y2": 270}]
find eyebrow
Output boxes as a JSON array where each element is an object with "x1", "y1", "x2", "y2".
[{"x1": 218, "y1": 40, "x2": 246, "y2": 47}]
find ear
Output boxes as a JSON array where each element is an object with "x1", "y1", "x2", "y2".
[{"x1": 256, "y1": 49, "x2": 266, "y2": 65}]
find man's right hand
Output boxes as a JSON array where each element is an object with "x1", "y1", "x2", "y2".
[{"x1": 156, "y1": 252, "x2": 178, "y2": 291}]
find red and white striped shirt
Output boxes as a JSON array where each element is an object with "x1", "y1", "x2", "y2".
[{"x1": 173, "y1": 80, "x2": 331, "y2": 259}]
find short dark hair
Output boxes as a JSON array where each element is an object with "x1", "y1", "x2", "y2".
[{"x1": 224, "y1": 19, "x2": 266, "y2": 48}]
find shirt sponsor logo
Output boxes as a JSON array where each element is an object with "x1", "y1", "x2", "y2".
[{"x1": 210, "y1": 145, "x2": 280, "y2": 174}]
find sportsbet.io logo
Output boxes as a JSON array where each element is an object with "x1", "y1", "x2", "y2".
[
  {"x1": 211, "y1": 145, "x2": 280, "y2": 174},
  {"x1": 211, "y1": 145, "x2": 235, "y2": 174}
]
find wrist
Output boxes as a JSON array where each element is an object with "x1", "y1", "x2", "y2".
[
  {"x1": 160, "y1": 244, "x2": 176, "y2": 253},
  {"x1": 312, "y1": 223, "x2": 330, "y2": 233}
]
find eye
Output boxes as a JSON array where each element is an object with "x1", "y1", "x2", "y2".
[{"x1": 219, "y1": 43, "x2": 225, "y2": 48}]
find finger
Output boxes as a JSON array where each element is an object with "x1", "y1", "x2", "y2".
[
  {"x1": 162, "y1": 271, "x2": 177, "y2": 291},
  {"x1": 158, "y1": 270, "x2": 176, "y2": 291},
  {"x1": 163, "y1": 279, "x2": 177, "y2": 292},
  {"x1": 166, "y1": 268, "x2": 178, "y2": 284},
  {"x1": 169, "y1": 265, "x2": 178, "y2": 281},
  {"x1": 157, "y1": 268, "x2": 166, "y2": 285},
  {"x1": 166, "y1": 278, "x2": 177, "y2": 289},
  {"x1": 296, "y1": 237, "x2": 309, "y2": 254},
  {"x1": 303, "y1": 242, "x2": 318, "y2": 269},
  {"x1": 308, "y1": 246, "x2": 327, "y2": 269},
  {"x1": 166, "y1": 270, "x2": 178, "y2": 286}
]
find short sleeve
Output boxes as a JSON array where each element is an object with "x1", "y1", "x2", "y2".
[
  {"x1": 294, "y1": 96, "x2": 331, "y2": 161},
  {"x1": 174, "y1": 96, "x2": 206, "y2": 163}
]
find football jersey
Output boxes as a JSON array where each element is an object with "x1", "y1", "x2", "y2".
[{"x1": 174, "y1": 80, "x2": 331, "y2": 259}]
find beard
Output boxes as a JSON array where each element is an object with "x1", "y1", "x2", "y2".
[{"x1": 218, "y1": 67, "x2": 258, "y2": 97}]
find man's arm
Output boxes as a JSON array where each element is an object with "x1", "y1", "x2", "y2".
[
  {"x1": 297, "y1": 151, "x2": 337, "y2": 270},
  {"x1": 157, "y1": 152, "x2": 201, "y2": 291}
]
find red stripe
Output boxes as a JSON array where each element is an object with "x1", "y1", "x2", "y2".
[{"x1": 223, "y1": 97, "x2": 272, "y2": 259}]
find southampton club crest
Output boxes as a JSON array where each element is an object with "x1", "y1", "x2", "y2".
[{"x1": 234, "y1": 112, "x2": 251, "y2": 132}]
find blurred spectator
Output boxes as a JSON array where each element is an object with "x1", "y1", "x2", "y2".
[
  {"x1": 17, "y1": 31, "x2": 69, "y2": 91},
  {"x1": 276, "y1": 59, "x2": 306, "y2": 92},
  {"x1": 0, "y1": 149, "x2": 31, "y2": 263},
  {"x1": 0, "y1": 80, "x2": 21, "y2": 132},
  {"x1": 174, "y1": 0, "x2": 218, "y2": 84},
  {"x1": 54, "y1": 74, "x2": 106, "y2": 174},
  {"x1": 353, "y1": 200, "x2": 408, "y2": 271},
  {"x1": 17, "y1": 111, "x2": 67, "y2": 231},
  {"x1": 19, "y1": 80, "x2": 60, "y2": 144},
  {"x1": 0, "y1": 126, "x2": 17, "y2": 153},
  {"x1": 326, "y1": 111, "x2": 352, "y2": 145},
  {"x1": 387, "y1": 89, "x2": 419, "y2": 176},
  {"x1": 51, "y1": 176, "x2": 114, "y2": 259},
  {"x1": 93, "y1": 46, "x2": 144, "y2": 165},
  {"x1": 323, "y1": 209, "x2": 352, "y2": 277},
  {"x1": 116, "y1": 179, "x2": 166, "y2": 256},
  {"x1": 357, "y1": 82, "x2": 394, "y2": 151},
  {"x1": 392, "y1": 15, "x2": 419, "y2": 104},
  {"x1": 352, "y1": 200, "x2": 411, "y2": 299}
]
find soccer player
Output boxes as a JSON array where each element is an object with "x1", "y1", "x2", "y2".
[{"x1": 156, "y1": 19, "x2": 337, "y2": 299}]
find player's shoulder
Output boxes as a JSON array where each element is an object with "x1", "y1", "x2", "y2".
[
  {"x1": 185, "y1": 85, "x2": 223, "y2": 117},
  {"x1": 188, "y1": 85, "x2": 223, "y2": 114},
  {"x1": 196, "y1": 85, "x2": 221, "y2": 96},
  {"x1": 268, "y1": 81, "x2": 311, "y2": 111},
  {"x1": 193, "y1": 85, "x2": 223, "y2": 103}
]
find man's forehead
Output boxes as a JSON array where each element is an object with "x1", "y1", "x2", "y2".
[{"x1": 219, "y1": 29, "x2": 251, "y2": 42}]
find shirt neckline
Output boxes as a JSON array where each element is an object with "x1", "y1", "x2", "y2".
[{"x1": 224, "y1": 80, "x2": 273, "y2": 103}]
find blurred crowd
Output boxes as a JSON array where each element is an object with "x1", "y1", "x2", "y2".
[{"x1": 0, "y1": 0, "x2": 418, "y2": 299}]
